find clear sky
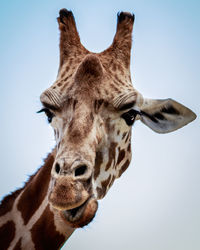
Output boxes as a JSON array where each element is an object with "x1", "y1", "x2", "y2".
[{"x1": 0, "y1": 0, "x2": 199, "y2": 249}]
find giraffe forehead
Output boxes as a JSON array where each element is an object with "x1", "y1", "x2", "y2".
[
  {"x1": 41, "y1": 76, "x2": 137, "y2": 112},
  {"x1": 40, "y1": 52, "x2": 137, "y2": 109}
]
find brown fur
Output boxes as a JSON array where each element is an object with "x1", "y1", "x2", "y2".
[
  {"x1": 117, "y1": 149, "x2": 126, "y2": 165},
  {"x1": 75, "y1": 55, "x2": 103, "y2": 85},
  {"x1": 118, "y1": 160, "x2": 130, "y2": 177},
  {"x1": 94, "y1": 151, "x2": 104, "y2": 180},
  {"x1": 31, "y1": 205, "x2": 65, "y2": 250},
  {"x1": 0, "y1": 152, "x2": 54, "y2": 219},
  {"x1": 96, "y1": 187, "x2": 103, "y2": 198},
  {"x1": 100, "y1": 175, "x2": 112, "y2": 198},
  {"x1": 127, "y1": 143, "x2": 131, "y2": 152},
  {"x1": 0, "y1": 189, "x2": 22, "y2": 217},
  {"x1": 0, "y1": 152, "x2": 58, "y2": 248},
  {"x1": 17, "y1": 152, "x2": 55, "y2": 224},
  {"x1": 0, "y1": 221, "x2": 15, "y2": 249},
  {"x1": 125, "y1": 131, "x2": 131, "y2": 143},
  {"x1": 13, "y1": 238, "x2": 22, "y2": 250},
  {"x1": 105, "y1": 142, "x2": 118, "y2": 171}
]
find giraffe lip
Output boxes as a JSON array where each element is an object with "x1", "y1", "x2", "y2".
[
  {"x1": 63, "y1": 197, "x2": 90, "y2": 222},
  {"x1": 61, "y1": 196, "x2": 98, "y2": 227}
]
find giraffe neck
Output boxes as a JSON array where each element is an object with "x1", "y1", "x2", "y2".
[{"x1": 0, "y1": 150, "x2": 75, "y2": 249}]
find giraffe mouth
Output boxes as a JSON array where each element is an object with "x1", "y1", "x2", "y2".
[{"x1": 61, "y1": 196, "x2": 98, "y2": 228}]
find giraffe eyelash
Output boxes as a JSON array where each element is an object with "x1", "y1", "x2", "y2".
[
  {"x1": 121, "y1": 109, "x2": 140, "y2": 126},
  {"x1": 37, "y1": 108, "x2": 55, "y2": 123}
]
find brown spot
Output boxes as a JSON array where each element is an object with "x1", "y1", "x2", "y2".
[
  {"x1": 31, "y1": 205, "x2": 65, "y2": 249},
  {"x1": 0, "y1": 189, "x2": 22, "y2": 217},
  {"x1": 104, "y1": 101, "x2": 109, "y2": 107},
  {"x1": 117, "y1": 130, "x2": 120, "y2": 135},
  {"x1": 60, "y1": 71, "x2": 65, "y2": 78},
  {"x1": 105, "y1": 142, "x2": 117, "y2": 171},
  {"x1": 90, "y1": 112, "x2": 94, "y2": 122},
  {"x1": 122, "y1": 132, "x2": 127, "y2": 140},
  {"x1": 94, "y1": 99, "x2": 104, "y2": 113},
  {"x1": 73, "y1": 99, "x2": 78, "y2": 110},
  {"x1": 57, "y1": 81, "x2": 63, "y2": 87},
  {"x1": 65, "y1": 65, "x2": 70, "y2": 72},
  {"x1": 62, "y1": 73, "x2": 73, "y2": 84},
  {"x1": 0, "y1": 221, "x2": 15, "y2": 249},
  {"x1": 17, "y1": 153, "x2": 55, "y2": 225},
  {"x1": 117, "y1": 149, "x2": 125, "y2": 165},
  {"x1": 71, "y1": 65, "x2": 76, "y2": 71},
  {"x1": 127, "y1": 143, "x2": 131, "y2": 152},
  {"x1": 96, "y1": 88, "x2": 100, "y2": 95},
  {"x1": 109, "y1": 175, "x2": 116, "y2": 189},
  {"x1": 118, "y1": 160, "x2": 130, "y2": 177},
  {"x1": 96, "y1": 187, "x2": 103, "y2": 199},
  {"x1": 125, "y1": 131, "x2": 131, "y2": 143},
  {"x1": 94, "y1": 151, "x2": 103, "y2": 180},
  {"x1": 63, "y1": 75, "x2": 69, "y2": 82},
  {"x1": 101, "y1": 175, "x2": 112, "y2": 196},
  {"x1": 13, "y1": 238, "x2": 22, "y2": 250}
]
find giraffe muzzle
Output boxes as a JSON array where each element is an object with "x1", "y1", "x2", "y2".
[
  {"x1": 48, "y1": 176, "x2": 90, "y2": 210},
  {"x1": 48, "y1": 173, "x2": 98, "y2": 227}
]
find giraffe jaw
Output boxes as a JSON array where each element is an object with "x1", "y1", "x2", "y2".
[{"x1": 60, "y1": 196, "x2": 98, "y2": 228}]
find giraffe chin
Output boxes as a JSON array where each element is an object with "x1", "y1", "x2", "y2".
[{"x1": 60, "y1": 197, "x2": 98, "y2": 228}]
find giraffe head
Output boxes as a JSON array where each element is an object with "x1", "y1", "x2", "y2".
[{"x1": 39, "y1": 9, "x2": 196, "y2": 228}]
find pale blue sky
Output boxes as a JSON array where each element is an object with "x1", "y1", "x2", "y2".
[{"x1": 0, "y1": 0, "x2": 199, "y2": 249}]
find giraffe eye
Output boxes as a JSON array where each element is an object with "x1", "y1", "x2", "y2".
[
  {"x1": 121, "y1": 109, "x2": 140, "y2": 126},
  {"x1": 37, "y1": 108, "x2": 54, "y2": 123}
]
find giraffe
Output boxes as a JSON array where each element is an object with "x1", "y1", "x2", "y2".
[{"x1": 0, "y1": 8, "x2": 196, "y2": 249}]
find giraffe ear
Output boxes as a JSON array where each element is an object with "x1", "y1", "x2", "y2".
[
  {"x1": 139, "y1": 98, "x2": 196, "y2": 133},
  {"x1": 75, "y1": 55, "x2": 103, "y2": 84}
]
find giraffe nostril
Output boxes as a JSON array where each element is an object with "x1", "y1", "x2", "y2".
[
  {"x1": 55, "y1": 163, "x2": 61, "y2": 174},
  {"x1": 75, "y1": 165, "x2": 87, "y2": 177}
]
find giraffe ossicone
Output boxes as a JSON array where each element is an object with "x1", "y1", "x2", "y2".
[{"x1": 0, "y1": 9, "x2": 196, "y2": 249}]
